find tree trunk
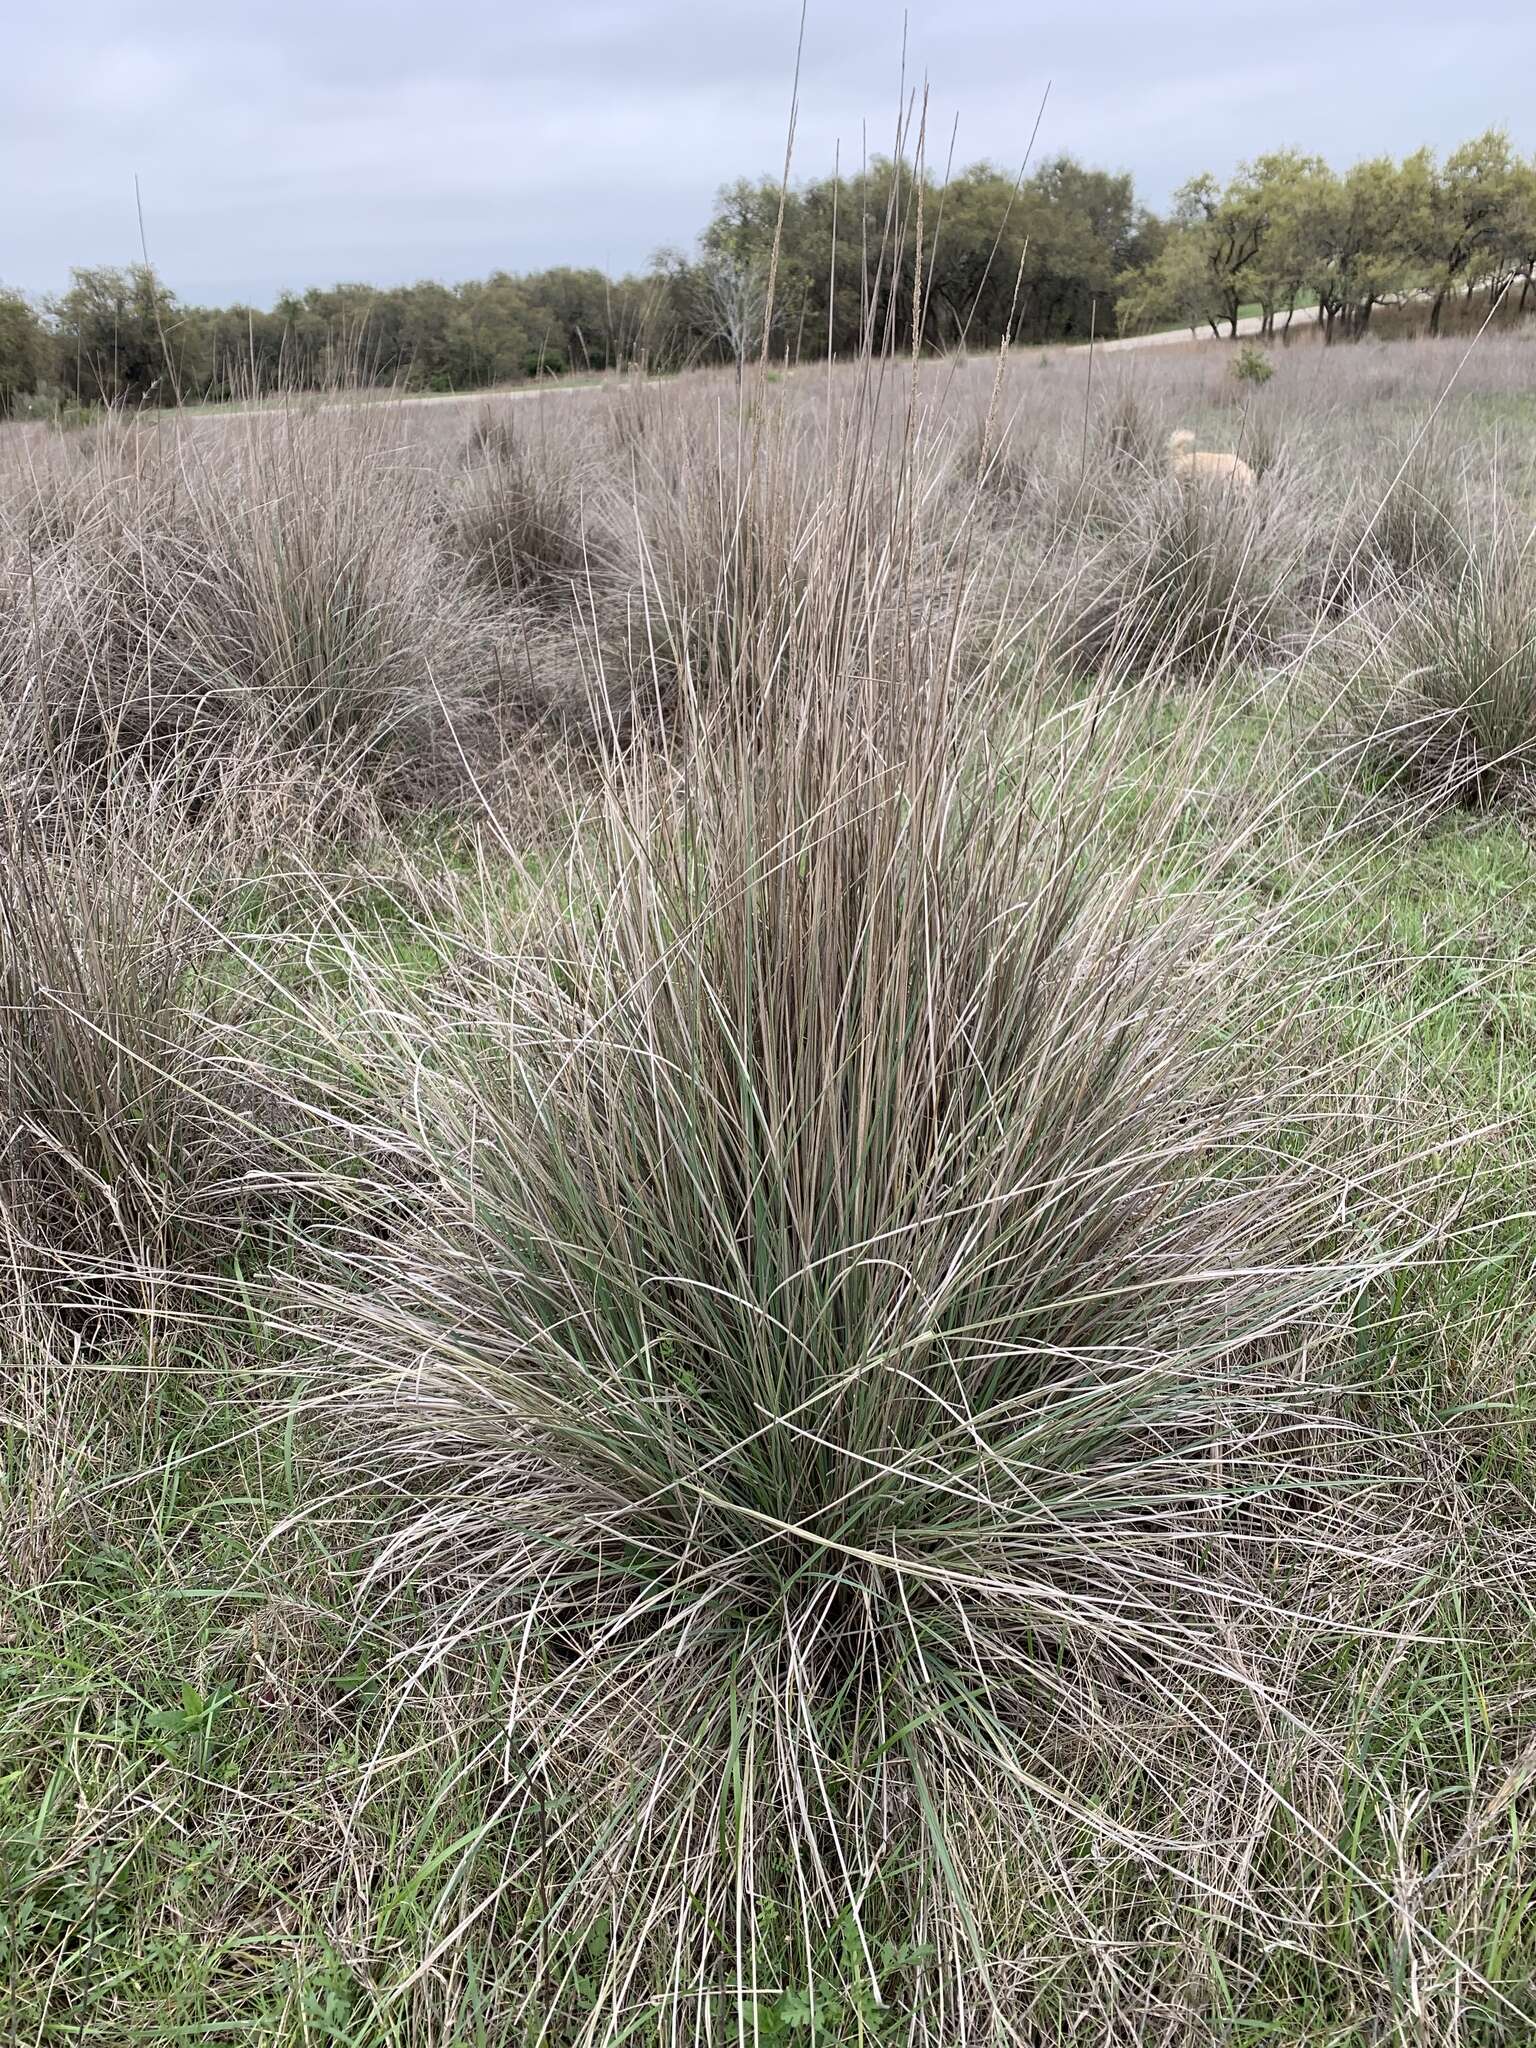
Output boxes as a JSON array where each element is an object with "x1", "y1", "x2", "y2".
[
  {"x1": 1521, "y1": 269, "x2": 1534, "y2": 313},
  {"x1": 1428, "y1": 290, "x2": 1445, "y2": 337}
]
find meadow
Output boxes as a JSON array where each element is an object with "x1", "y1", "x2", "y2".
[{"x1": 3, "y1": 320, "x2": 1536, "y2": 2045}]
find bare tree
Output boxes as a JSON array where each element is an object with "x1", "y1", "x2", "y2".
[{"x1": 693, "y1": 250, "x2": 768, "y2": 384}]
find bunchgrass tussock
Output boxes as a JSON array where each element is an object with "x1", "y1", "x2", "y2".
[
  {"x1": 1048, "y1": 470, "x2": 1303, "y2": 683},
  {"x1": 0, "y1": 405, "x2": 495, "y2": 813},
  {"x1": 1098, "y1": 384, "x2": 1162, "y2": 475},
  {"x1": 292, "y1": 634, "x2": 1457, "y2": 2036},
  {"x1": 1333, "y1": 522, "x2": 1536, "y2": 806},
  {"x1": 635, "y1": 431, "x2": 815, "y2": 716},
  {"x1": 0, "y1": 793, "x2": 240, "y2": 1318},
  {"x1": 196, "y1": 407, "x2": 493, "y2": 793},
  {"x1": 449, "y1": 411, "x2": 595, "y2": 604},
  {"x1": 0, "y1": 444, "x2": 230, "y2": 790},
  {"x1": 1322, "y1": 440, "x2": 1472, "y2": 606}
]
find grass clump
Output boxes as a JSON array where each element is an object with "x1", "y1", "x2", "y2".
[
  {"x1": 0, "y1": 799, "x2": 243, "y2": 1315},
  {"x1": 0, "y1": 409, "x2": 493, "y2": 816},
  {"x1": 1323, "y1": 443, "x2": 1472, "y2": 606},
  {"x1": 635, "y1": 437, "x2": 822, "y2": 717},
  {"x1": 296, "y1": 645, "x2": 1456, "y2": 2035},
  {"x1": 195, "y1": 410, "x2": 492, "y2": 797},
  {"x1": 5, "y1": 330, "x2": 1536, "y2": 2042},
  {"x1": 1335, "y1": 529, "x2": 1536, "y2": 805},
  {"x1": 449, "y1": 410, "x2": 594, "y2": 603},
  {"x1": 1051, "y1": 474, "x2": 1300, "y2": 681}
]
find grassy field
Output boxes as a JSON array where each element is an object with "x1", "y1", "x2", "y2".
[{"x1": 3, "y1": 324, "x2": 1536, "y2": 2045}]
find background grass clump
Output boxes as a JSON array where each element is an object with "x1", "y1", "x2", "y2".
[{"x1": 1334, "y1": 524, "x2": 1536, "y2": 806}]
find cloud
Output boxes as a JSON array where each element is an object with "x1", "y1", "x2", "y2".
[{"x1": 4, "y1": 1, "x2": 1531, "y2": 303}]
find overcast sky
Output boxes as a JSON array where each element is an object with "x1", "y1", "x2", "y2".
[{"x1": 5, "y1": 1, "x2": 1532, "y2": 305}]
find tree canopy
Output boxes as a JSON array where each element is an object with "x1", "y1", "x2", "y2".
[
  {"x1": 0, "y1": 287, "x2": 46, "y2": 416},
  {"x1": 7, "y1": 128, "x2": 1535, "y2": 413},
  {"x1": 1117, "y1": 131, "x2": 1536, "y2": 341}
]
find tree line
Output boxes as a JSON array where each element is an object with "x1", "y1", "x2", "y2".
[
  {"x1": 2, "y1": 129, "x2": 1533, "y2": 414},
  {"x1": 1, "y1": 264, "x2": 670, "y2": 413},
  {"x1": 1121, "y1": 131, "x2": 1536, "y2": 341}
]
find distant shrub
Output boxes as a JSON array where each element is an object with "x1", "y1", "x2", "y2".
[
  {"x1": 1232, "y1": 344, "x2": 1275, "y2": 387},
  {"x1": 523, "y1": 347, "x2": 569, "y2": 380}
]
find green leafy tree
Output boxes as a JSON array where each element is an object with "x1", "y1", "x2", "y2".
[
  {"x1": 1419, "y1": 130, "x2": 1524, "y2": 333},
  {"x1": 50, "y1": 264, "x2": 181, "y2": 405},
  {"x1": 1171, "y1": 171, "x2": 1267, "y2": 336},
  {"x1": 0, "y1": 287, "x2": 45, "y2": 416},
  {"x1": 1237, "y1": 151, "x2": 1331, "y2": 335},
  {"x1": 1118, "y1": 166, "x2": 1272, "y2": 339},
  {"x1": 1116, "y1": 224, "x2": 1225, "y2": 337},
  {"x1": 1309, "y1": 155, "x2": 1420, "y2": 340},
  {"x1": 1500, "y1": 156, "x2": 1536, "y2": 311},
  {"x1": 1015, "y1": 158, "x2": 1159, "y2": 342},
  {"x1": 683, "y1": 153, "x2": 1159, "y2": 362},
  {"x1": 187, "y1": 302, "x2": 296, "y2": 398},
  {"x1": 29, "y1": 127, "x2": 1536, "y2": 408}
]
